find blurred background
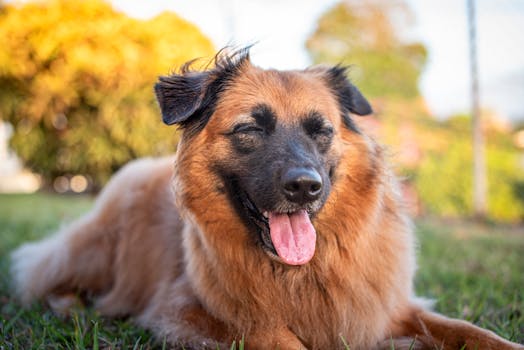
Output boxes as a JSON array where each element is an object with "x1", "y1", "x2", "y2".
[{"x1": 0, "y1": 0, "x2": 523, "y2": 223}]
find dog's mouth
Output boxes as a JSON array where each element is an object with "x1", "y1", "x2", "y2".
[{"x1": 235, "y1": 186, "x2": 317, "y2": 266}]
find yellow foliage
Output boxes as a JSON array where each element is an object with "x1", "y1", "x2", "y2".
[{"x1": 0, "y1": 0, "x2": 215, "y2": 186}]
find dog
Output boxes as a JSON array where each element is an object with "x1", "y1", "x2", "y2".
[{"x1": 11, "y1": 48, "x2": 523, "y2": 350}]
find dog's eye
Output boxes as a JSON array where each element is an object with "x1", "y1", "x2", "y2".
[
  {"x1": 303, "y1": 113, "x2": 333, "y2": 138},
  {"x1": 229, "y1": 123, "x2": 264, "y2": 154},
  {"x1": 232, "y1": 123, "x2": 265, "y2": 134},
  {"x1": 305, "y1": 123, "x2": 334, "y2": 141},
  {"x1": 303, "y1": 113, "x2": 334, "y2": 153},
  {"x1": 316, "y1": 126, "x2": 334, "y2": 137},
  {"x1": 305, "y1": 124, "x2": 333, "y2": 153}
]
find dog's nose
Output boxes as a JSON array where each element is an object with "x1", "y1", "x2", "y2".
[{"x1": 282, "y1": 167, "x2": 323, "y2": 204}]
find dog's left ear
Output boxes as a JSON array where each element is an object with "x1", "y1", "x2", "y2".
[
  {"x1": 324, "y1": 66, "x2": 373, "y2": 117},
  {"x1": 154, "y1": 72, "x2": 209, "y2": 126}
]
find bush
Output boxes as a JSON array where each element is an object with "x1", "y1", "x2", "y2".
[
  {"x1": 415, "y1": 138, "x2": 524, "y2": 222},
  {"x1": 0, "y1": 0, "x2": 214, "y2": 187}
]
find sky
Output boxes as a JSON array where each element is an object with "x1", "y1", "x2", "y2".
[{"x1": 110, "y1": 0, "x2": 524, "y2": 122}]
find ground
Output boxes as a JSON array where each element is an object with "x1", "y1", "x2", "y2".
[{"x1": 0, "y1": 193, "x2": 522, "y2": 349}]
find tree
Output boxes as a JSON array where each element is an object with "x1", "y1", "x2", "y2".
[
  {"x1": 0, "y1": 0, "x2": 214, "y2": 188},
  {"x1": 306, "y1": 0, "x2": 427, "y2": 99}
]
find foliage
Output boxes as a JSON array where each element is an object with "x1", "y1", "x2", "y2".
[
  {"x1": 415, "y1": 140, "x2": 473, "y2": 217},
  {"x1": 306, "y1": 0, "x2": 427, "y2": 99},
  {"x1": 0, "y1": 0, "x2": 214, "y2": 187},
  {"x1": 414, "y1": 116, "x2": 524, "y2": 222}
]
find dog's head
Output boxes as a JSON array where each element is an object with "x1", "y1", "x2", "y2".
[{"x1": 155, "y1": 48, "x2": 372, "y2": 266}]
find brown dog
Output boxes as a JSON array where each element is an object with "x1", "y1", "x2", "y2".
[{"x1": 11, "y1": 49, "x2": 523, "y2": 350}]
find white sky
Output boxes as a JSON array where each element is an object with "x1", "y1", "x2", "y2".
[{"x1": 110, "y1": 0, "x2": 524, "y2": 122}]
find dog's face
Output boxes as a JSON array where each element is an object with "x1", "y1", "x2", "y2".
[{"x1": 155, "y1": 50, "x2": 372, "y2": 266}]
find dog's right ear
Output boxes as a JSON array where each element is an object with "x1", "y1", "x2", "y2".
[
  {"x1": 325, "y1": 66, "x2": 373, "y2": 117},
  {"x1": 154, "y1": 72, "x2": 208, "y2": 126}
]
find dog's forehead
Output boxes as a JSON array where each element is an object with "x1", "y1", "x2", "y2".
[{"x1": 213, "y1": 65, "x2": 342, "y2": 127}]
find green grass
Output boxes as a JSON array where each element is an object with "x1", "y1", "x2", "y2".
[
  {"x1": 1, "y1": 193, "x2": 523, "y2": 348},
  {"x1": 414, "y1": 218, "x2": 524, "y2": 342}
]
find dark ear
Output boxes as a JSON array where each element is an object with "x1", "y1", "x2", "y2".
[
  {"x1": 340, "y1": 81, "x2": 373, "y2": 116},
  {"x1": 325, "y1": 66, "x2": 373, "y2": 116},
  {"x1": 154, "y1": 72, "x2": 208, "y2": 126}
]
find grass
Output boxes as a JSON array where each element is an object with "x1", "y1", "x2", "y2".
[
  {"x1": 0, "y1": 193, "x2": 523, "y2": 348},
  {"x1": 415, "y1": 218, "x2": 524, "y2": 342}
]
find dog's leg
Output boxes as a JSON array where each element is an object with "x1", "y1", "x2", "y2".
[
  {"x1": 388, "y1": 306, "x2": 524, "y2": 350},
  {"x1": 137, "y1": 277, "x2": 235, "y2": 350},
  {"x1": 156, "y1": 304, "x2": 232, "y2": 350},
  {"x1": 246, "y1": 327, "x2": 307, "y2": 350},
  {"x1": 10, "y1": 211, "x2": 115, "y2": 310}
]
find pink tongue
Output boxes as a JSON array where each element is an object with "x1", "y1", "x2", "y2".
[{"x1": 268, "y1": 210, "x2": 316, "y2": 265}]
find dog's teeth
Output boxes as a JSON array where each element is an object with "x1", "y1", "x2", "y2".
[{"x1": 263, "y1": 211, "x2": 268, "y2": 218}]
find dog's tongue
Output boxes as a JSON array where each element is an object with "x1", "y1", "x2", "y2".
[{"x1": 268, "y1": 210, "x2": 316, "y2": 265}]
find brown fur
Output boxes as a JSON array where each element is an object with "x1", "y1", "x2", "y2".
[{"x1": 11, "y1": 51, "x2": 523, "y2": 350}]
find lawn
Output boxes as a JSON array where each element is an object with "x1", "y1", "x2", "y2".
[{"x1": 0, "y1": 193, "x2": 523, "y2": 348}]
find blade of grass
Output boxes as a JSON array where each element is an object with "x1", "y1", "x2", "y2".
[
  {"x1": 339, "y1": 334, "x2": 351, "y2": 350},
  {"x1": 239, "y1": 335, "x2": 245, "y2": 350},
  {"x1": 92, "y1": 320, "x2": 99, "y2": 350},
  {"x1": 73, "y1": 312, "x2": 85, "y2": 350},
  {"x1": 408, "y1": 335, "x2": 417, "y2": 350},
  {"x1": 132, "y1": 337, "x2": 142, "y2": 350}
]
